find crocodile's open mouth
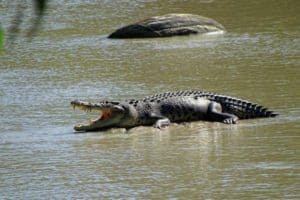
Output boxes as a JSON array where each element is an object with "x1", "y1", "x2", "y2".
[
  {"x1": 73, "y1": 109, "x2": 112, "y2": 131},
  {"x1": 71, "y1": 100, "x2": 125, "y2": 132},
  {"x1": 71, "y1": 100, "x2": 112, "y2": 131}
]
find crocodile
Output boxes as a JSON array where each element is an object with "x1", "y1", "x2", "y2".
[
  {"x1": 71, "y1": 90, "x2": 277, "y2": 132},
  {"x1": 108, "y1": 13, "x2": 225, "y2": 39}
]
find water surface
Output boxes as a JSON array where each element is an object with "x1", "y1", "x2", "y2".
[{"x1": 0, "y1": 0, "x2": 299, "y2": 199}]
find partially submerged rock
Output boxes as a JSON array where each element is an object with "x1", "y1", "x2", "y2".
[{"x1": 108, "y1": 13, "x2": 225, "y2": 39}]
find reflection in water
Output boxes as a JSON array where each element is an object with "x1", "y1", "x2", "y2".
[{"x1": 0, "y1": 0, "x2": 299, "y2": 199}]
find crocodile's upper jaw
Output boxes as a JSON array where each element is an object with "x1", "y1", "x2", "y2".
[{"x1": 71, "y1": 101, "x2": 126, "y2": 132}]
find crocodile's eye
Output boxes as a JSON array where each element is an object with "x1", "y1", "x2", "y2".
[{"x1": 112, "y1": 105, "x2": 125, "y2": 113}]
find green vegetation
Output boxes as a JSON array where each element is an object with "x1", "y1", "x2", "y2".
[
  {"x1": 6, "y1": 0, "x2": 47, "y2": 45},
  {"x1": 0, "y1": 25, "x2": 3, "y2": 50}
]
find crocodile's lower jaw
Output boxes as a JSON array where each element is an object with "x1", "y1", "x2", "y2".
[
  {"x1": 74, "y1": 124, "x2": 95, "y2": 131},
  {"x1": 74, "y1": 115, "x2": 102, "y2": 131},
  {"x1": 74, "y1": 124, "x2": 85, "y2": 131}
]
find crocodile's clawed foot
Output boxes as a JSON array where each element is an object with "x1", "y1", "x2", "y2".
[
  {"x1": 153, "y1": 118, "x2": 171, "y2": 129},
  {"x1": 223, "y1": 117, "x2": 238, "y2": 124}
]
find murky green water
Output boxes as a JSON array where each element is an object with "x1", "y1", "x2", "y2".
[{"x1": 1, "y1": 0, "x2": 299, "y2": 199}]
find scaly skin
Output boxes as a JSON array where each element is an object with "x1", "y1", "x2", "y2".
[{"x1": 70, "y1": 90, "x2": 278, "y2": 132}]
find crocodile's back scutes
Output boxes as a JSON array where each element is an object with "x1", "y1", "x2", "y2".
[{"x1": 125, "y1": 90, "x2": 277, "y2": 119}]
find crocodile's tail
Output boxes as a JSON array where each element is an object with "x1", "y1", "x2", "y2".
[{"x1": 208, "y1": 95, "x2": 278, "y2": 119}]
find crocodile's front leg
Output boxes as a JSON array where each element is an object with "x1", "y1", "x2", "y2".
[
  {"x1": 146, "y1": 113, "x2": 171, "y2": 129},
  {"x1": 207, "y1": 102, "x2": 238, "y2": 124}
]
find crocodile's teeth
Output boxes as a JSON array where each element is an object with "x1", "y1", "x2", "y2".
[
  {"x1": 90, "y1": 115, "x2": 102, "y2": 124},
  {"x1": 73, "y1": 104, "x2": 96, "y2": 112}
]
